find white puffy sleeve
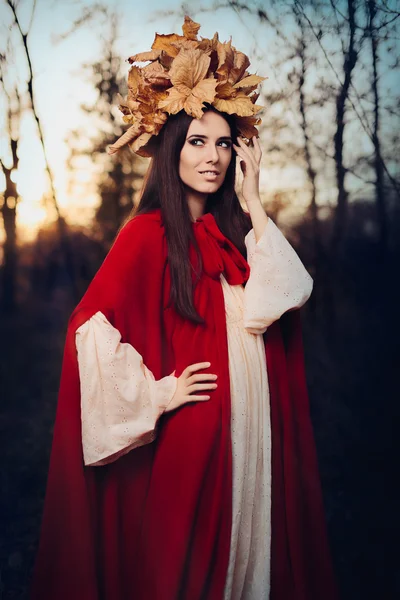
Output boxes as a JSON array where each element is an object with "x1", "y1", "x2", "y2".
[
  {"x1": 75, "y1": 311, "x2": 178, "y2": 467},
  {"x1": 243, "y1": 217, "x2": 313, "y2": 335}
]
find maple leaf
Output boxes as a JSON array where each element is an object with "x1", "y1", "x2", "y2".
[
  {"x1": 230, "y1": 49, "x2": 251, "y2": 84},
  {"x1": 157, "y1": 48, "x2": 217, "y2": 118},
  {"x1": 215, "y1": 81, "x2": 237, "y2": 98},
  {"x1": 142, "y1": 62, "x2": 171, "y2": 88},
  {"x1": 235, "y1": 115, "x2": 262, "y2": 140},
  {"x1": 169, "y1": 48, "x2": 210, "y2": 89},
  {"x1": 213, "y1": 93, "x2": 261, "y2": 116},
  {"x1": 157, "y1": 87, "x2": 186, "y2": 115},
  {"x1": 127, "y1": 66, "x2": 142, "y2": 98},
  {"x1": 182, "y1": 15, "x2": 201, "y2": 40},
  {"x1": 233, "y1": 74, "x2": 267, "y2": 90},
  {"x1": 185, "y1": 78, "x2": 218, "y2": 118},
  {"x1": 151, "y1": 33, "x2": 185, "y2": 57}
]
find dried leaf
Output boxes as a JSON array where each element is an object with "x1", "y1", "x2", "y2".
[
  {"x1": 111, "y1": 13, "x2": 266, "y2": 157},
  {"x1": 130, "y1": 131, "x2": 153, "y2": 155},
  {"x1": 142, "y1": 61, "x2": 171, "y2": 87},
  {"x1": 108, "y1": 124, "x2": 141, "y2": 155},
  {"x1": 185, "y1": 77, "x2": 218, "y2": 118},
  {"x1": 159, "y1": 50, "x2": 174, "y2": 69},
  {"x1": 215, "y1": 40, "x2": 235, "y2": 81},
  {"x1": 197, "y1": 31, "x2": 219, "y2": 53},
  {"x1": 151, "y1": 33, "x2": 184, "y2": 57},
  {"x1": 182, "y1": 15, "x2": 200, "y2": 40},
  {"x1": 128, "y1": 66, "x2": 142, "y2": 96},
  {"x1": 170, "y1": 38, "x2": 200, "y2": 52},
  {"x1": 157, "y1": 86, "x2": 187, "y2": 114},
  {"x1": 233, "y1": 74, "x2": 266, "y2": 89},
  {"x1": 213, "y1": 93, "x2": 259, "y2": 116},
  {"x1": 230, "y1": 50, "x2": 250, "y2": 84},
  {"x1": 235, "y1": 115, "x2": 262, "y2": 139},
  {"x1": 169, "y1": 48, "x2": 210, "y2": 89},
  {"x1": 128, "y1": 50, "x2": 161, "y2": 63},
  {"x1": 215, "y1": 81, "x2": 236, "y2": 98}
]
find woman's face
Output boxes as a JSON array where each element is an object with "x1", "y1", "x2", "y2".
[{"x1": 179, "y1": 110, "x2": 233, "y2": 195}]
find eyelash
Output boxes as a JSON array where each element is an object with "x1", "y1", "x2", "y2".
[{"x1": 189, "y1": 138, "x2": 232, "y2": 148}]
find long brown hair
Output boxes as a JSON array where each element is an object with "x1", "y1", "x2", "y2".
[{"x1": 127, "y1": 105, "x2": 252, "y2": 324}]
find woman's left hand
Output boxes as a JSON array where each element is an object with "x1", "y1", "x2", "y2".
[{"x1": 232, "y1": 135, "x2": 262, "y2": 206}]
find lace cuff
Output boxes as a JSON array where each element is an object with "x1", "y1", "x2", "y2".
[
  {"x1": 75, "y1": 311, "x2": 177, "y2": 466},
  {"x1": 243, "y1": 218, "x2": 313, "y2": 334}
]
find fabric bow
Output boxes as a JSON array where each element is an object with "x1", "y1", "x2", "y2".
[{"x1": 192, "y1": 213, "x2": 250, "y2": 285}]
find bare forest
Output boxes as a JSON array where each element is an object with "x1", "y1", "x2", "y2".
[{"x1": 1, "y1": 1, "x2": 399, "y2": 598}]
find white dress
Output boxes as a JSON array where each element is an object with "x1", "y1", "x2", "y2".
[{"x1": 75, "y1": 217, "x2": 313, "y2": 600}]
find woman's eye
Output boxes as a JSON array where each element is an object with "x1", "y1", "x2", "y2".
[{"x1": 189, "y1": 139, "x2": 231, "y2": 148}]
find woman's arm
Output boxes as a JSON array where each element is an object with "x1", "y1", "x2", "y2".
[
  {"x1": 76, "y1": 311, "x2": 177, "y2": 467},
  {"x1": 243, "y1": 217, "x2": 313, "y2": 334}
]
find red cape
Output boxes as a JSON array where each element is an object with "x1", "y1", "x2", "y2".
[{"x1": 30, "y1": 209, "x2": 339, "y2": 599}]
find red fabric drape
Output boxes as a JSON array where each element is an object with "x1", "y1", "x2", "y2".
[{"x1": 30, "y1": 209, "x2": 339, "y2": 599}]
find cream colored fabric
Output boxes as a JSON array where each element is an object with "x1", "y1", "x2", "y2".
[
  {"x1": 75, "y1": 312, "x2": 177, "y2": 466},
  {"x1": 221, "y1": 217, "x2": 313, "y2": 599},
  {"x1": 75, "y1": 216, "x2": 313, "y2": 598}
]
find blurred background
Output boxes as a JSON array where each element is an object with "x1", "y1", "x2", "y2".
[{"x1": 0, "y1": 0, "x2": 399, "y2": 598}]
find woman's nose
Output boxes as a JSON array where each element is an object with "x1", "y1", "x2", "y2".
[{"x1": 205, "y1": 144, "x2": 219, "y2": 163}]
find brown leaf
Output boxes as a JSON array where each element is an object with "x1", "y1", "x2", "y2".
[
  {"x1": 185, "y1": 77, "x2": 218, "y2": 118},
  {"x1": 170, "y1": 38, "x2": 200, "y2": 52},
  {"x1": 182, "y1": 15, "x2": 201, "y2": 40},
  {"x1": 151, "y1": 33, "x2": 185, "y2": 57},
  {"x1": 215, "y1": 40, "x2": 235, "y2": 81},
  {"x1": 215, "y1": 81, "x2": 236, "y2": 99},
  {"x1": 157, "y1": 86, "x2": 187, "y2": 114},
  {"x1": 230, "y1": 50, "x2": 250, "y2": 84},
  {"x1": 235, "y1": 115, "x2": 262, "y2": 139},
  {"x1": 128, "y1": 50, "x2": 161, "y2": 63},
  {"x1": 249, "y1": 91, "x2": 260, "y2": 104},
  {"x1": 107, "y1": 123, "x2": 141, "y2": 155},
  {"x1": 198, "y1": 31, "x2": 219, "y2": 54},
  {"x1": 130, "y1": 132, "x2": 153, "y2": 155},
  {"x1": 127, "y1": 66, "x2": 142, "y2": 97},
  {"x1": 213, "y1": 93, "x2": 259, "y2": 116},
  {"x1": 169, "y1": 48, "x2": 210, "y2": 89},
  {"x1": 159, "y1": 50, "x2": 174, "y2": 69},
  {"x1": 142, "y1": 62, "x2": 171, "y2": 88},
  {"x1": 233, "y1": 74, "x2": 266, "y2": 89}
]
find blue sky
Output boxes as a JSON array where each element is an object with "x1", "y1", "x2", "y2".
[{"x1": 0, "y1": 0, "x2": 398, "y2": 238}]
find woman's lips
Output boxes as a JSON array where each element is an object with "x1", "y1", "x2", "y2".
[{"x1": 199, "y1": 171, "x2": 219, "y2": 180}]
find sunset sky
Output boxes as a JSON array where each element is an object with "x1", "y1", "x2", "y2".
[{"x1": 0, "y1": 0, "x2": 398, "y2": 241}]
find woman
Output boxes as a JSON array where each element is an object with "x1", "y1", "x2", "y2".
[{"x1": 30, "y1": 16, "x2": 339, "y2": 600}]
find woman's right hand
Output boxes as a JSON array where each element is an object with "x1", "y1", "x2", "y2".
[{"x1": 164, "y1": 362, "x2": 218, "y2": 413}]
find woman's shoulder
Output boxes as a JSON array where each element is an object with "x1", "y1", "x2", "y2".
[{"x1": 117, "y1": 209, "x2": 164, "y2": 242}]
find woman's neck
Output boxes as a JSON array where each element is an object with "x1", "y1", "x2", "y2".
[{"x1": 186, "y1": 191, "x2": 208, "y2": 222}]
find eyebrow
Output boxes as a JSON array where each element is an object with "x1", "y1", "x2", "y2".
[{"x1": 187, "y1": 134, "x2": 232, "y2": 141}]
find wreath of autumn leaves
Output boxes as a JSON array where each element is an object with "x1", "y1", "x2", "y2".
[{"x1": 107, "y1": 15, "x2": 267, "y2": 158}]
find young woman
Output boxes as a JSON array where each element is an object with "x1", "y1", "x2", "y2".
[{"x1": 30, "y1": 16, "x2": 339, "y2": 600}]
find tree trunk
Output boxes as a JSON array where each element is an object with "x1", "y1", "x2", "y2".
[
  {"x1": 1, "y1": 158, "x2": 18, "y2": 314},
  {"x1": 368, "y1": 0, "x2": 387, "y2": 260},
  {"x1": 331, "y1": 0, "x2": 358, "y2": 252}
]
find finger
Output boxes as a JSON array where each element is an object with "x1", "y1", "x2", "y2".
[
  {"x1": 233, "y1": 149, "x2": 254, "y2": 175},
  {"x1": 252, "y1": 135, "x2": 262, "y2": 163},
  {"x1": 186, "y1": 362, "x2": 211, "y2": 374},
  {"x1": 186, "y1": 395, "x2": 211, "y2": 401},
  {"x1": 187, "y1": 373, "x2": 217, "y2": 384},
  {"x1": 234, "y1": 140, "x2": 257, "y2": 171},
  {"x1": 237, "y1": 137, "x2": 258, "y2": 166},
  {"x1": 187, "y1": 382, "x2": 217, "y2": 393}
]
